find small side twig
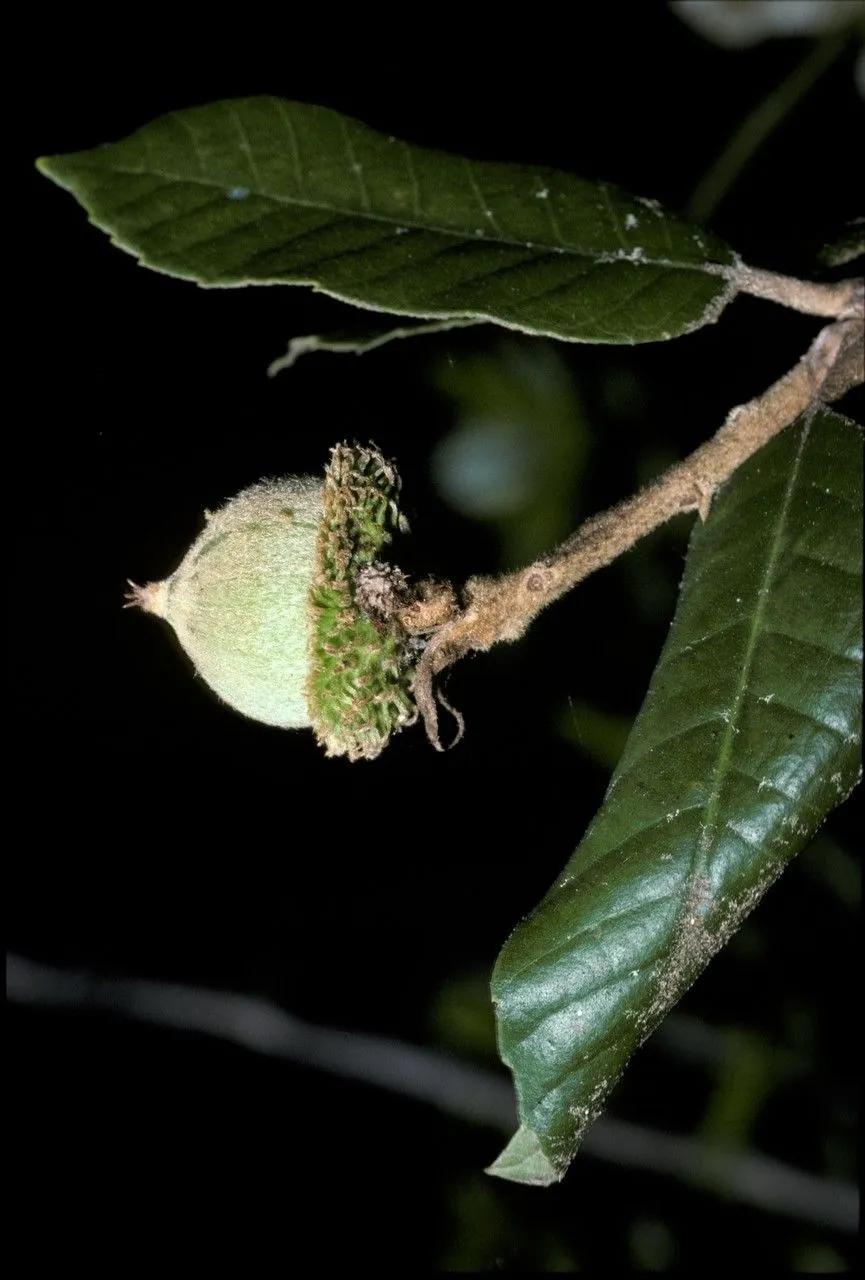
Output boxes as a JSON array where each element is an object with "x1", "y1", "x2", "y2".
[
  {"x1": 414, "y1": 298, "x2": 864, "y2": 749},
  {"x1": 724, "y1": 266, "x2": 863, "y2": 320},
  {"x1": 267, "y1": 317, "x2": 481, "y2": 376}
]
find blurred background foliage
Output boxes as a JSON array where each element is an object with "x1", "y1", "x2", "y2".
[{"x1": 12, "y1": 1, "x2": 862, "y2": 1270}]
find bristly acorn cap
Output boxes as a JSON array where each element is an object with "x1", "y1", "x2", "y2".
[
  {"x1": 126, "y1": 442, "x2": 417, "y2": 762},
  {"x1": 308, "y1": 441, "x2": 416, "y2": 760}
]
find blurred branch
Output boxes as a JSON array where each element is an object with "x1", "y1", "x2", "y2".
[
  {"x1": 686, "y1": 27, "x2": 853, "y2": 224},
  {"x1": 8, "y1": 951, "x2": 514, "y2": 1129},
  {"x1": 8, "y1": 952, "x2": 857, "y2": 1233}
]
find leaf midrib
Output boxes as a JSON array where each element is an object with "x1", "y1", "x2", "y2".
[
  {"x1": 691, "y1": 417, "x2": 813, "y2": 878},
  {"x1": 44, "y1": 154, "x2": 730, "y2": 278}
]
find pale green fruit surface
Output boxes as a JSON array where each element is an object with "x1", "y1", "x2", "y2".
[
  {"x1": 153, "y1": 477, "x2": 323, "y2": 727},
  {"x1": 130, "y1": 443, "x2": 417, "y2": 759}
]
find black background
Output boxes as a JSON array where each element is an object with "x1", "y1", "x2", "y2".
[{"x1": 13, "y1": 7, "x2": 862, "y2": 1270}]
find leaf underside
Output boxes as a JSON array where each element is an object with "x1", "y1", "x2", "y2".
[
  {"x1": 37, "y1": 96, "x2": 737, "y2": 345},
  {"x1": 489, "y1": 408, "x2": 863, "y2": 1185}
]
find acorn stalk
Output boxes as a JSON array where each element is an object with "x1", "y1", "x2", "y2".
[{"x1": 126, "y1": 443, "x2": 417, "y2": 761}]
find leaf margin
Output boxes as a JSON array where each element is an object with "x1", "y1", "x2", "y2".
[{"x1": 488, "y1": 406, "x2": 863, "y2": 1185}]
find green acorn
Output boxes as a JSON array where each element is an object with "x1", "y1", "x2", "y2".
[{"x1": 126, "y1": 442, "x2": 417, "y2": 761}]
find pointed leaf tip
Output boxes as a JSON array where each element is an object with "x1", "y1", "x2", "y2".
[{"x1": 36, "y1": 96, "x2": 737, "y2": 345}]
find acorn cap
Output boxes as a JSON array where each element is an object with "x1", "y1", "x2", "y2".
[{"x1": 127, "y1": 443, "x2": 416, "y2": 761}]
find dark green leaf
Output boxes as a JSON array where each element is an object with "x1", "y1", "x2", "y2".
[
  {"x1": 37, "y1": 97, "x2": 736, "y2": 345},
  {"x1": 489, "y1": 408, "x2": 863, "y2": 1185}
]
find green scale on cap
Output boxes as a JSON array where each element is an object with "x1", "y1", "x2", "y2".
[{"x1": 127, "y1": 442, "x2": 417, "y2": 761}]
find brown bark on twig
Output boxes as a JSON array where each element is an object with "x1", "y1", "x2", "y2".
[
  {"x1": 724, "y1": 266, "x2": 863, "y2": 320},
  {"x1": 412, "y1": 299, "x2": 864, "y2": 750}
]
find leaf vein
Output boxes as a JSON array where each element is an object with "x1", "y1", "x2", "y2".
[
  {"x1": 270, "y1": 95, "x2": 303, "y2": 189},
  {"x1": 691, "y1": 422, "x2": 815, "y2": 871},
  {"x1": 68, "y1": 158, "x2": 722, "y2": 273},
  {"x1": 498, "y1": 890, "x2": 678, "y2": 992}
]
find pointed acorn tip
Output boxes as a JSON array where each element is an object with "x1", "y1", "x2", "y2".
[{"x1": 124, "y1": 579, "x2": 169, "y2": 618}]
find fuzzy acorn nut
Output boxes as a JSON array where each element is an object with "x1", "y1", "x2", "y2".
[{"x1": 125, "y1": 443, "x2": 418, "y2": 761}]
